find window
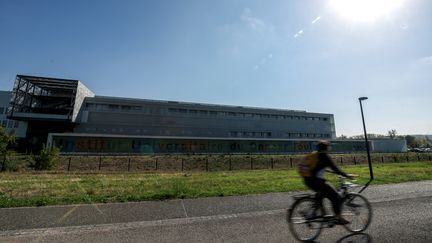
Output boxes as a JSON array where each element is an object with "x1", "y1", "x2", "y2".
[
  {"x1": 229, "y1": 131, "x2": 238, "y2": 137},
  {"x1": 0, "y1": 107, "x2": 4, "y2": 114},
  {"x1": 179, "y1": 109, "x2": 187, "y2": 113},
  {"x1": 109, "y1": 104, "x2": 119, "y2": 110},
  {"x1": 228, "y1": 112, "x2": 236, "y2": 116},
  {"x1": 95, "y1": 104, "x2": 107, "y2": 110},
  {"x1": 209, "y1": 111, "x2": 217, "y2": 116},
  {"x1": 199, "y1": 110, "x2": 208, "y2": 115},
  {"x1": 7, "y1": 120, "x2": 13, "y2": 128},
  {"x1": 1, "y1": 120, "x2": 6, "y2": 127},
  {"x1": 168, "y1": 108, "x2": 178, "y2": 113},
  {"x1": 189, "y1": 110, "x2": 198, "y2": 114},
  {"x1": 14, "y1": 121, "x2": 19, "y2": 128},
  {"x1": 121, "y1": 105, "x2": 131, "y2": 110},
  {"x1": 86, "y1": 103, "x2": 94, "y2": 109}
]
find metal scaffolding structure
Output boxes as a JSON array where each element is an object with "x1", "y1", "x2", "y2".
[{"x1": 8, "y1": 75, "x2": 79, "y2": 121}]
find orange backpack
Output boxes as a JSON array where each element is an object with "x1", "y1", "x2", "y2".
[{"x1": 298, "y1": 152, "x2": 319, "y2": 177}]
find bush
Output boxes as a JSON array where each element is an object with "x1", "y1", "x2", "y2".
[
  {"x1": 31, "y1": 145, "x2": 61, "y2": 170},
  {"x1": 2, "y1": 155, "x2": 21, "y2": 172},
  {"x1": 0, "y1": 151, "x2": 30, "y2": 172}
]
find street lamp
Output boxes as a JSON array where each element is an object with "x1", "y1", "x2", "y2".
[{"x1": 358, "y1": 97, "x2": 374, "y2": 193}]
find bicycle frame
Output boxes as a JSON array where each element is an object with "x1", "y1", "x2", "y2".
[{"x1": 295, "y1": 177, "x2": 355, "y2": 228}]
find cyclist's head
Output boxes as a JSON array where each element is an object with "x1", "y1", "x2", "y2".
[{"x1": 316, "y1": 140, "x2": 330, "y2": 152}]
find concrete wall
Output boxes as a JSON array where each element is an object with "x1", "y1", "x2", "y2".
[{"x1": 72, "y1": 81, "x2": 95, "y2": 122}]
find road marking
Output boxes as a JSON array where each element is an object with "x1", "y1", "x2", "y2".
[{"x1": 181, "y1": 199, "x2": 189, "y2": 217}]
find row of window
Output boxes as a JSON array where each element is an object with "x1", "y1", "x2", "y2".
[
  {"x1": 83, "y1": 127, "x2": 210, "y2": 136},
  {"x1": 229, "y1": 131, "x2": 272, "y2": 137},
  {"x1": 82, "y1": 126, "x2": 331, "y2": 139},
  {"x1": 285, "y1": 133, "x2": 331, "y2": 138},
  {"x1": 85, "y1": 103, "x2": 142, "y2": 111},
  {"x1": 228, "y1": 131, "x2": 331, "y2": 138},
  {"x1": 168, "y1": 108, "x2": 329, "y2": 121},
  {"x1": 84, "y1": 103, "x2": 330, "y2": 122},
  {"x1": 0, "y1": 119, "x2": 19, "y2": 129}
]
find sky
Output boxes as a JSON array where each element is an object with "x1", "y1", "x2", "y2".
[{"x1": 0, "y1": 0, "x2": 431, "y2": 136}]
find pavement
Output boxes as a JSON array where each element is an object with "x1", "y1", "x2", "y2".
[{"x1": 0, "y1": 180, "x2": 431, "y2": 235}]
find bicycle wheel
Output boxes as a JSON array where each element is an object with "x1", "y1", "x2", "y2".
[
  {"x1": 341, "y1": 193, "x2": 372, "y2": 232},
  {"x1": 288, "y1": 197, "x2": 323, "y2": 242}
]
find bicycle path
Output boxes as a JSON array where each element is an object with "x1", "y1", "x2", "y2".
[{"x1": 0, "y1": 180, "x2": 431, "y2": 233}]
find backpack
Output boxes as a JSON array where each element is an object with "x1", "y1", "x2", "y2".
[{"x1": 298, "y1": 151, "x2": 319, "y2": 177}]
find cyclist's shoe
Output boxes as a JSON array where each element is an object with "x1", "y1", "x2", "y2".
[{"x1": 336, "y1": 217, "x2": 350, "y2": 225}]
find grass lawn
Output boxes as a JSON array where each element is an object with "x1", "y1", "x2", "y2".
[{"x1": 0, "y1": 161, "x2": 431, "y2": 208}]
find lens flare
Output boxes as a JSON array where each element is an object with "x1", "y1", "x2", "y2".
[{"x1": 330, "y1": 0, "x2": 405, "y2": 22}]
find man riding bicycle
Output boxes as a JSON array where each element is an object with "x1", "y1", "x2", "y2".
[{"x1": 300, "y1": 140, "x2": 354, "y2": 225}]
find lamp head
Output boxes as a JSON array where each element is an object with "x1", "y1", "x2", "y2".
[{"x1": 359, "y1": 97, "x2": 368, "y2": 101}]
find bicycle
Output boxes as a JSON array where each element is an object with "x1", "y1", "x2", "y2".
[{"x1": 287, "y1": 175, "x2": 372, "y2": 242}]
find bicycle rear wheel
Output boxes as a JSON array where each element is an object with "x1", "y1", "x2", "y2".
[
  {"x1": 288, "y1": 197, "x2": 323, "y2": 242},
  {"x1": 341, "y1": 193, "x2": 372, "y2": 232}
]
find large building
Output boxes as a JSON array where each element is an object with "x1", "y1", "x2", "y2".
[{"x1": 4, "y1": 75, "x2": 406, "y2": 154}]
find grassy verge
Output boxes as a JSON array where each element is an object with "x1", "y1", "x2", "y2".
[{"x1": 0, "y1": 161, "x2": 431, "y2": 208}]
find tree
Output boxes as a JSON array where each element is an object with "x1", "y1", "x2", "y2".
[
  {"x1": 387, "y1": 129, "x2": 397, "y2": 139},
  {"x1": 0, "y1": 126, "x2": 16, "y2": 171},
  {"x1": 31, "y1": 145, "x2": 60, "y2": 170},
  {"x1": 338, "y1": 134, "x2": 348, "y2": 139},
  {"x1": 405, "y1": 135, "x2": 416, "y2": 148}
]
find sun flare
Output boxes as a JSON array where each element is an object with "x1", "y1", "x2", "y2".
[{"x1": 330, "y1": 0, "x2": 405, "y2": 22}]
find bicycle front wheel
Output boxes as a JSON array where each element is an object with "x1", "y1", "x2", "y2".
[
  {"x1": 288, "y1": 197, "x2": 323, "y2": 242},
  {"x1": 341, "y1": 193, "x2": 372, "y2": 232}
]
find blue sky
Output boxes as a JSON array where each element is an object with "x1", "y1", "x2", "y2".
[{"x1": 1, "y1": 0, "x2": 431, "y2": 136}]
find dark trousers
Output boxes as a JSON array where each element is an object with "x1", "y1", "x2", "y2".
[{"x1": 304, "y1": 177, "x2": 342, "y2": 214}]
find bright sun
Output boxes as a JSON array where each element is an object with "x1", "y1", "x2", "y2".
[{"x1": 330, "y1": 0, "x2": 405, "y2": 22}]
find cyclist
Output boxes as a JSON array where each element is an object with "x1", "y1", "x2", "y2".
[{"x1": 302, "y1": 140, "x2": 353, "y2": 225}]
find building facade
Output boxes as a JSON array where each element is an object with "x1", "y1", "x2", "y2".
[
  {"x1": 4, "y1": 75, "x2": 406, "y2": 154},
  {"x1": 74, "y1": 96, "x2": 336, "y2": 140}
]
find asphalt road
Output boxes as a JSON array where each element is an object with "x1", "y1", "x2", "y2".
[{"x1": 0, "y1": 181, "x2": 431, "y2": 243}]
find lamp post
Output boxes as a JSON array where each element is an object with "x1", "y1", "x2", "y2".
[{"x1": 359, "y1": 97, "x2": 373, "y2": 182}]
